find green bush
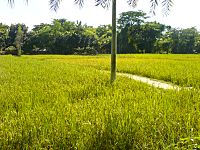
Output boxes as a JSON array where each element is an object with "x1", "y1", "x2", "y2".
[
  {"x1": 74, "y1": 46, "x2": 98, "y2": 55},
  {"x1": 0, "y1": 49, "x2": 5, "y2": 55},
  {"x1": 5, "y1": 46, "x2": 17, "y2": 55}
]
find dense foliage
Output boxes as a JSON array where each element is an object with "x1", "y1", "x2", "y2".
[{"x1": 0, "y1": 11, "x2": 200, "y2": 55}]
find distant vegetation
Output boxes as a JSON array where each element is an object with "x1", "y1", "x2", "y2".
[{"x1": 0, "y1": 10, "x2": 200, "y2": 55}]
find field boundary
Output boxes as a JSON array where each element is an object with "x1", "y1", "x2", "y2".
[{"x1": 117, "y1": 72, "x2": 193, "y2": 91}]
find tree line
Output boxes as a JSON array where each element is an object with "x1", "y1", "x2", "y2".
[{"x1": 0, "y1": 10, "x2": 200, "y2": 55}]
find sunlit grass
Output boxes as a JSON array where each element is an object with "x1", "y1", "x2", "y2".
[
  {"x1": 29, "y1": 54, "x2": 200, "y2": 88},
  {"x1": 0, "y1": 55, "x2": 200, "y2": 149}
]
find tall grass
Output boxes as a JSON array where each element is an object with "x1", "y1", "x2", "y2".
[
  {"x1": 0, "y1": 55, "x2": 200, "y2": 149},
  {"x1": 30, "y1": 54, "x2": 200, "y2": 88}
]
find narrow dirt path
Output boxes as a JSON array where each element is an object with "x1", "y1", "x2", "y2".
[{"x1": 117, "y1": 72, "x2": 193, "y2": 91}]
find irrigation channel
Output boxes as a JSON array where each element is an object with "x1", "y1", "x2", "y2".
[{"x1": 116, "y1": 72, "x2": 193, "y2": 91}]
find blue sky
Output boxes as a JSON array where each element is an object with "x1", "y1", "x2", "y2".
[{"x1": 0, "y1": 0, "x2": 200, "y2": 30}]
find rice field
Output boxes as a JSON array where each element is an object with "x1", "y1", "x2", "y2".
[
  {"x1": 0, "y1": 54, "x2": 200, "y2": 149},
  {"x1": 29, "y1": 54, "x2": 200, "y2": 88}
]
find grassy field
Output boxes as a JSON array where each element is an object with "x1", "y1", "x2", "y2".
[
  {"x1": 29, "y1": 54, "x2": 200, "y2": 88},
  {"x1": 0, "y1": 55, "x2": 200, "y2": 149}
]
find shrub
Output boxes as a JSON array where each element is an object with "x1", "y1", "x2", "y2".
[
  {"x1": 74, "y1": 46, "x2": 98, "y2": 55},
  {"x1": 4, "y1": 46, "x2": 17, "y2": 55}
]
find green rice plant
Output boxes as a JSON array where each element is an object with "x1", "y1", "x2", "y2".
[
  {"x1": 29, "y1": 54, "x2": 200, "y2": 88},
  {"x1": 0, "y1": 55, "x2": 200, "y2": 149}
]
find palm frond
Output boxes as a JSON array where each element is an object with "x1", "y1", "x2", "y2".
[
  {"x1": 24, "y1": 0, "x2": 28, "y2": 5},
  {"x1": 7, "y1": 0, "x2": 15, "y2": 7},
  {"x1": 95, "y1": 0, "x2": 111, "y2": 8},
  {"x1": 74, "y1": 0, "x2": 84, "y2": 8},
  {"x1": 150, "y1": 0, "x2": 173, "y2": 15},
  {"x1": 49, "y1": 0, "x2": 62, "y2": 11},
  {"x1": 162, "y1": 0, "x2": 173, "y2": 16},
  {"x1": 150, "y1": 0, "x2": 158, "y2": 15},
  {"x1": 7, "y1": 0, "x2": 28, "y2": 7},
  {"x1": 127, "y1": 0, "x2": 139, "y2": 8}
]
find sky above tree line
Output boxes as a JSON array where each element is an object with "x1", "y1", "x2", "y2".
[{"x1": 0, "y1": 0, "x2": 200, "y2": 30}]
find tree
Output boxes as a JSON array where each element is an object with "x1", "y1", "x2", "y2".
[
  {"x1": 0, "y1": 23, "x2": 9, "y2": 53},
  {"x1": 134, "y1": 22, "x2": 165, "y2": 53},
  {"x1": 154, "y1": 36, "x2": 173, "y2": 54},
  {"x1": 23, "y1": 23, "x2": 52, "y2": 54},
  {"x1": 6, "y1": 23, "x2": 28, "y2": 54},
  {"x1": 117, "y1": 11, "x2": 167, "y2": 54},
  {"x1": 14, "y1": 24, "x2": 23, "y2": 56},
  {"x1": 117, "y1": 11, "x2": 148, "y2": 54},
  {"x1": 8, "y1": 0, "x2": 173, "y2": 82},
  {"x1": 178, "y1": 27, "x2": 198, "y2": 54},
  {"x1": 194, "y1": 33, "x2": 200, "y2": 54},
  {"x1": 23, "y1": 20, "x2": 98, "y2": 55},
  {"x1": 168, "y1": 27, "x2": 198, "y2": 54},
  {"x1": 96, "y1": 25, "x2": 112, "y2": 54}
]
